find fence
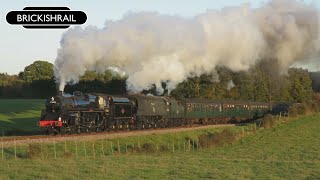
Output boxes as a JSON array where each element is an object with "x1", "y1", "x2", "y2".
[
  {"x1": 0, "y1": 138, "x2": 204, "y2": 160},
  {"x1": 0, "y1": 120, "x2": 270, "y2": 160}
]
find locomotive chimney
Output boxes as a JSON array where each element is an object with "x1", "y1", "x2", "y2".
[{"x1": 58, "y1": 91, "x2": 63, "y2": 96}]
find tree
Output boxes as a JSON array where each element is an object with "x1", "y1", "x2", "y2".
[
  {"x1": 288, "y1": 68, "x2": 313, "y2": 103},
  {"x1": 20, "y1": 61, "x2": 54, "y2": 82}
]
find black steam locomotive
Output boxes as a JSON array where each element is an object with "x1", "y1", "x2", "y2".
[{"x1": 39, "y1": 91, "x2": 273, "y2": 134}]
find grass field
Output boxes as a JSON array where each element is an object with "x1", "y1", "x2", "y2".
[
  {"x1": 0, "y1": 99, "x2": 44, "y2": 135},
  {"x1": 0, "y1": 114, "x2": 319, "y2": 179}
]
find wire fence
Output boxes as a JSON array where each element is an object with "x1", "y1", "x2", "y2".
[
  {"x1": 0, "y1": 124, "x2": 265, "y2": 160},
  {"x1": 0, "y1": 138, "x2": 206, "y2": 160},
  {"x1": 0, "y1": 114, "x2": 292, "y2": 160}
]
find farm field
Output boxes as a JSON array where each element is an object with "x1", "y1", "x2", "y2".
[
  {"x1": 0, "y1": 112, "x2": 320, "y2": 179},
  {"x1": 0, "y1": 99, "x2": 44, "y2": 135}
]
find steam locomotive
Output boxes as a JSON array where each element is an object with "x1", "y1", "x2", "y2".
[{"x1": 39, "y1": 91, "x2": 273, "y2": 134}]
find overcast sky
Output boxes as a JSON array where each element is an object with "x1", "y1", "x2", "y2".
[{"x1": 0, "y1": 0, "x2": 319, "y2": 74}]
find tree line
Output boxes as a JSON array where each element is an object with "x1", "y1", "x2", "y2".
[{"x1": 0, "y1": 60, "x2": 319, "y2": 103}]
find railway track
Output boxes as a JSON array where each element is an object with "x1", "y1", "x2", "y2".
[{"x1": 1, "y1": 124, "x2": 236, "y2": 147}]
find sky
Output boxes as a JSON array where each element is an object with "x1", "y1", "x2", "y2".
[{"x1": 0, "y1": 0, "x2": 319, "y2": 75}]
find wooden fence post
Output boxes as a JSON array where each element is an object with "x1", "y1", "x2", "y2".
[
  {"x1": 84, "y1": 141, "x2": 87, "y2": 157},
  {"x1": 64, "y1": 140, "x2": 67, "y2": 154},
  {"x1": 14, "y1": 139, "x2": 16, "y2": 159},
  {"x1": 93, "y1": 142, "x2": 95, "y2": 159},
  {"x1": 54, "y1": 140, "x2": 56, "y2": 158},
  {"x1": 101, "y1": 141, "x2": 104, "y2": 156},
  {"x1": 111, "y1": 142, "x2": 113, "y2": 155},
  {"x1": 172, "y1": 142, "x2": 175, "y2": 153},
  {"x1": 197, "y1": 139, "x2": 199, "y2": 149},
  {"x1": 40, "y1": 140, "x2": 43, "y2": 158},
  {"x1": 117, "y1": 141, "x2": 120, "y2": 154}
]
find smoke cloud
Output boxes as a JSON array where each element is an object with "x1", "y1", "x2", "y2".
[
  {"x1": 227, "y1": 80, "x2": 235, "y2": 90},
  {"x1": 54, "y1": 0, "x2": 320, "y2": 93}
]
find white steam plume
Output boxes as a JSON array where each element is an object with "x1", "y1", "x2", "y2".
[
  {"x1": 227, "y1": 80, "x2": 235, "y2": 90},
  {"x1": 54, "y1": 0, "x2": 320, "y2": 93}
]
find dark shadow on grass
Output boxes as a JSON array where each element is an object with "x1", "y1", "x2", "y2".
[{"x1": 0, "y1": 117, "x2": 43, "y2": 136}]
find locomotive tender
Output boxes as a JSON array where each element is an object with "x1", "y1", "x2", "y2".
[{"x1": 39, "y1": 91, "x2": 272, "y2": 134}]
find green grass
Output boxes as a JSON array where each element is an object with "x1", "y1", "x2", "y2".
[
  {"x1": 0, "y1": 99, "x2": 44, "y2": 135},
  {"x1": 0, "y1": 114, "x2": 320, "y2": 179}
]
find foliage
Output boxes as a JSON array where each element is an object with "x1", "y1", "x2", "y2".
[
  {"x1": 0, "y1": 61, "x2": 127, "y2": 98},
  {"x1": 198, "y1": 128, "x2": 237, "y2": 148},
  {"x1": 0, "y1": 59, "x2": 316, "y2": 102},
  {"x1": 260, "y1": 114, "x2": 276, "y2": 128},
  {"x1": 170, "y1": 63, "x2": 314, "y2": 104},
  {"x1": 288, "y1": 68, "x2": 313, "y2": 103},
  {"x1": 19, "y1": 61, "x2": 53, "y2": 82}
]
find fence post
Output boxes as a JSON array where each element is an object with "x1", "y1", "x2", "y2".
[
  {"x1": 40, "y1": 140, "x2": 43, "y2": 158},
  {"x1": 64, "y1": 140, "x2": 67, "y2": 154},
  {"x1": 84, "y1": 141, "x2": 87, "y2": 157},
  {"x1": 117, "y1": 141, "x2": 120, "y2": 154},
  {"x1": 54, "y1": 140, "x2": 56, "y2": 158},
  {"x1": 14, "y1": 139, "x2": 16, "y2": 159},
  {"x1": 197, "y1": 139, "x2": 199, "y2": 149},
  {"x1": 111, "y1": 142, "x2": 113, "y2": 155},
  {"x1": 101, "y1": 141, "x2": 104, "y2": 156},
  {"x1": 93, "y1": 142, "x2": 95, "y2": 159},
  {"x1": 188, "y1": 139, "x2": 190, "y2": 151},
  {"x1": 172, "y1": 142, "x2": 175, "y2": 153}
]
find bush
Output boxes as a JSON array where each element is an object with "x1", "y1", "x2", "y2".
[
  {"x1": 198, "y1": 128, "x2": 236, "y2": 148},
  {"x1": 261, "y1": 114, "x2": 276, "y2": 129},
  {"x1": 289, "y1": 103, "x2": 306, "y2": 117},
  {"x1": 309, "y1": 101, "x2": 319, "y2": 112}
]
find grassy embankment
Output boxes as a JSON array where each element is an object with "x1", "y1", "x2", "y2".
[
  {"x1": 0, "y1": 113, "x2": 319, "y2": 179},
  {"x1": 0, "y1": 99, "x2": 44, "y2": 135}
]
